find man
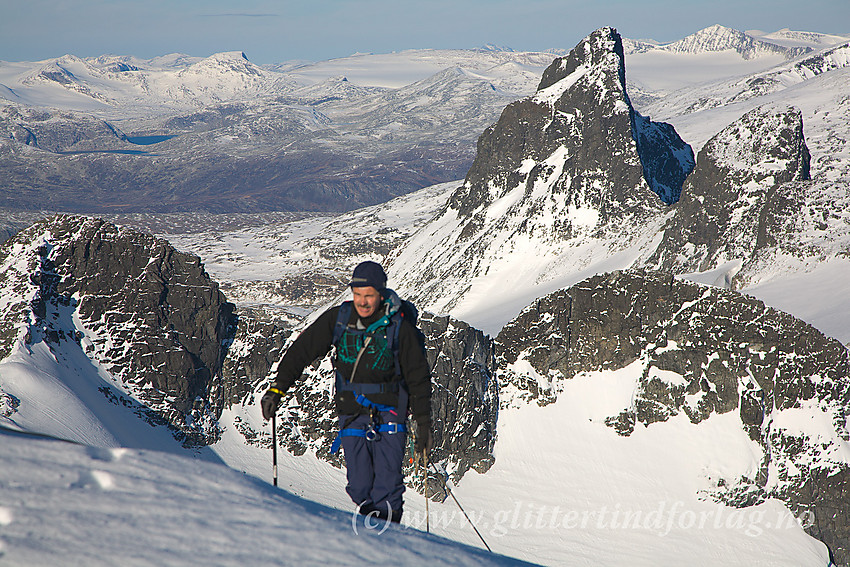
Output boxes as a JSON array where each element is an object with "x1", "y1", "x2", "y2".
[{"x1": 261, "y1": 260, "x2": 432, "y2": 523}]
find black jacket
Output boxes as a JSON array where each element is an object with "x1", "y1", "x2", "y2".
[{"x1": 273, "y1": 301, "x2": 432, "y2": 426}]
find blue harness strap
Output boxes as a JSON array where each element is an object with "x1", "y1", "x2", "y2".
[
  {"x1": 336, "y1": 380, "x2": 399, "y2": 396},
  {"x1": 331, "y1": 422, "x2": 407, "y2": 453},
  {"x1": 354, "y1": 394, "x2": 397, "y2": 414}
]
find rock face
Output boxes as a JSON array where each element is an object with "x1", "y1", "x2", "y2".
[
  {"x1": 419, "y1": 313, "x2": 498, "y2": 477},
  {"x1": 390, "y1": 27, "x2": 693, "y2": 317},
  {"x1": 216, "y1": 305, "x2": 292, "y2": 410},
  {"x1": 496, "y1": 269, "x2": 850, "y2": 564},
  {"x1": 0, "y1": 215, "x2": 237, "y2": 444},
  {"x1": 648, "y1": 105, "x2": 811, "y2": 281}
]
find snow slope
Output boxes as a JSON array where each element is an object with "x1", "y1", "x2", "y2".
[
  {"x1": 0, "y1": 338, "x2": 214, "y2": 454},
  {"x1": 447, "y1": 370, "x2": 832, "y2": 566},
  {"x1": 0, "y1": 428, "x2": 530, "y2": 567}
]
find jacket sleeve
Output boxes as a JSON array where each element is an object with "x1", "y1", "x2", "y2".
[
  {"x1": 398, "y1": 320, "x2": 432, "y2": 425},
  {"x1": 273, "y1": 307, "x2": 338, "y2": 392}
]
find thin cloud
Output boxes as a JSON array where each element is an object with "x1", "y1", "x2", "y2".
[{"x1": 197, "y1": 13, "x2": 282, "y2": 18}]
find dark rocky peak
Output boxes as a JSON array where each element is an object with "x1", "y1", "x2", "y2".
[
  {"x1": 537, "y1": 27, "x2": 628, "y2": 91},
  {"x1": 647, "y1": 105, "x2": 811, "y2": 278},
  {"x1": 495, "y1": 269, "x2": 849, "y2": 563},
  {"x1": 0, "y1": 214, "x2": 236, "y2": 444},
  {"x1": 448, "y1": 27, "x2": 692, "y2": 223},
  {"x1": 389, "y1": 28, "x2": 692, "y2": 319}
]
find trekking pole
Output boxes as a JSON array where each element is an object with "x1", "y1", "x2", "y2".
[
  {"x1": 271, "y1": 413, "x2": 278, "y2": 487},
  {"x1": 412, "y1": 429, "x2": 430, "y2": 533},
  {"x1": 424, "y1": 450, "x2": 430, "y2": 534},
  {"x1": 429, "y1": 461, "x2": 492, "y2": 553}
]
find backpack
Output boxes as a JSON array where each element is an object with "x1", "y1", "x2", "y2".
[
  {"x1": 329, "y1": 294, "x2": 420, "y2": 453},
  {"x1": 331, "y1": 295, "x2": 419, "y2": 381}
]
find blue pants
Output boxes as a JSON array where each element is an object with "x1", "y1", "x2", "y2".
[{"x1": 339, "y1": 412, "x2": 407, "y2": 517}]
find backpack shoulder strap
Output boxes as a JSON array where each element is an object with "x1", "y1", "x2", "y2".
[
  {"x1": 387, "y1": 309, "x2": 405, "y2": 377},
  {"x1": 333, "y1": 301, "x2": 353, "y2": 347}
]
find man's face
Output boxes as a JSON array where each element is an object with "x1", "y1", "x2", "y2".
[{"x1": 352, "y1": 286, "x2": 382, "y2": 319}]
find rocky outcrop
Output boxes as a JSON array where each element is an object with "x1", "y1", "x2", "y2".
[
  {"x1": 496, "y1": 269, "x2": 850, "y2": 564},
  {"x1": 419, "y1": 313, "x2": 498, "y2": 477},
  {"x1": 215, "y1": 306, "x2": 292, "y2": 410},
  {"x1": 0, "y1": 215, "x2": 237, "y2": 444},
  {"x1": 647, "y1": 105, "x2": 811, "y2": 282}
]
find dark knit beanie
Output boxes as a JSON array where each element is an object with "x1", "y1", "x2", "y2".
[{"x1": 348, "y1": 261, "x2": 387, "y2": 290}]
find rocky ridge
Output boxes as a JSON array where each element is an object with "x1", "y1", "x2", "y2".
[
  {"x1": 0, "y1": 215, "x2": 237, "y2": 444},
  {"x1": 648, "y1": 104, "x2": 812, "y2": 282},
  {"x1": 496, "y1": 269, "x2": 850, "y2": 564}
]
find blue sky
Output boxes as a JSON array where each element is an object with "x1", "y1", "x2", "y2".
[{"x1": 1, "y1": 0, "x2": 848, "y2": 64}]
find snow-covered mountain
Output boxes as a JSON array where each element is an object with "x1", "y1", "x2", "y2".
[
  {"x1": 10, "y1": 51, "x2": 291, "y2": 111},
  {"x1": 658, "y1": 24, "x2": 813, "y2": 59},
  {"x1": 623, "y1": 25, "x2": 850, "y2": 99},
  {"x1": 2, "y1": 23, "x2": 850, "y2": 567},
  {"x1": 0, "y1": 48, "x2": 554, "y2": 213}
]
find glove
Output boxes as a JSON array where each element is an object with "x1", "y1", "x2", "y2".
[
  {"x1": 414, "y1": 419, "x2": 433, "y2": 454},
  {"x1": 260, "y1": 387, "x2": 283, "y2": 420}
]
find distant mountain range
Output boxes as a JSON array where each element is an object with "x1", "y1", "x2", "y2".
[{"x1": 0, "y1": 25, "x2": 847, "y2": 214}]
